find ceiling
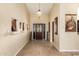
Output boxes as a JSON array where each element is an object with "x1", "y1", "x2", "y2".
[{"x1": 26, "y1": 3, "x2": 53, "y2": 15}]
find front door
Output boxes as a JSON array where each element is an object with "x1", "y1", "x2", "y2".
[{"x1": 33, "y1": 24, "x2": 45, "y2": 40}]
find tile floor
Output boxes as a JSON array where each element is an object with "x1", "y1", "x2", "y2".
[{"x1": 17, "y1": 40, "x2": 79, "y2": 56}]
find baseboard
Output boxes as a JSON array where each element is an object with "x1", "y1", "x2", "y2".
[
  {"x1": 15, "y1": 40, "x2": 29, "y2": 56},
  {"x1": 59, "y1": 50, "x2": 79, "y2": 52}
]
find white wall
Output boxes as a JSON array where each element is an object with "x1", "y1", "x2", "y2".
[
  {"x1": 49, "y1": 3, "x2": 60, "y2": 50},
  {"x1": 60, "y1": 3, "x2": 79, "y2": 51},
  {"x1": 50, "y1": 3, "x2": 79, "y2": 51},
  {"x1": 30, "y1": 14, "x2": 49, "y2": 40},
  {"x1": 0, "y1": 4, "x2": 30, "y2": 55}
]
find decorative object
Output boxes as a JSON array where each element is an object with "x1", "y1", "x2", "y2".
[
  {"x1": 11, "y1": 19, "x2": 17, "y2": 32},
  {"x1": 36, "y1": 3, "x2": 42, "y2": 17},
  {"x1": 65, "y1": 14, "x2": 76, "y2": 32},
  {"x1": 54, "y1": 17, "x2": 58, "y2": 35}
]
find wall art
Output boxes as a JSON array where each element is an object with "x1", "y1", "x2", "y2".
[
  {"x1": 65, "y1": 14, "x2": 76, "y2": 32},
  {"x1": 11, "y1": 19, "x2": 17, "y2": 32},
  {"x1": 54, "y1": 17, "x2": 58, "y2": 35}
]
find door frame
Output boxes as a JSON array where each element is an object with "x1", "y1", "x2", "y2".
[
  {"x1": 32, "y1": 23, "x2": 46, "y2": 40},
  {"x1": 52, "y1": 21, "x2": 54, "y2": 42}
]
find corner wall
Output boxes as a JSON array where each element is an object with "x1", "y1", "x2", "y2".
[{"x1": 50, "y1": 3, "x2": 60, "y2": 50}]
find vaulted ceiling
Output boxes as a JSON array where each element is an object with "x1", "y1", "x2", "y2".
[{"x1": 26, "y1": 3, "x2": 53, "y2": 15}]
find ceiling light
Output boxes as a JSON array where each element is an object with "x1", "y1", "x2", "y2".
[
  {"x1": 37, "y1": 9, "x2": 42, "y2": 16},
  {"x1": 36, "y1": 3, "x2": 42, "y2": 17}
]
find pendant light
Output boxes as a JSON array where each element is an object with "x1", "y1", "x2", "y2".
[{"x1": 37, "y1": 3, "x2": 42, "y2": 17}]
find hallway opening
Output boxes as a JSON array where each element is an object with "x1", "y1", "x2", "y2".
[{"x1": 32, "y1": 23, "x2": 45, "y2": 40}]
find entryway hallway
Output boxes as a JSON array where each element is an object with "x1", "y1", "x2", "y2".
[
  {"x1": 0, "y1": 3, "x2": 79, "y2": 56},
  {"x1": 17, "y1": 40, "x2": 79, "y2": 56}
]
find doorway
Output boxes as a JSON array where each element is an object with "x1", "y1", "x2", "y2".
[
  {"x1": 33, "y1": 23, "x2": 45, "y2": 40},
  {"x1": 52, "y1": 21, "x2": 54, "y2": 42}
]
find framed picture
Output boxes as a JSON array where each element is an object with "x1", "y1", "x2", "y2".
[
  {"x1": 65, "y1": 14, "x2": 76, "y2": 32},
  {"x1": 54, "y1": 17, "x2": 58, "y2": 35},
  {"x1": 48, "y1": 22, "x2": 50, "y2": 32},
  {"x1": 11, "y1": 19, "x2": 17, "y2": 32},
  {"x1": 19, "y1": 22, "x2": 21, "y2": 29},
  {"x1": 22, "y1": 22, "x2": 24, "y2": 31},
  {"x1": 77, "y1": 20, "x2": 79, "y2": 33}
]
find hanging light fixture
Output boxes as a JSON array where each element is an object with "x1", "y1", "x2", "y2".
[{"x1": 36, "y1": 3, "x2": 42, "y2": 17}]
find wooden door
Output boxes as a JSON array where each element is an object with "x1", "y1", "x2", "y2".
[{"x1": 33, "y1": 24, "x2": 45, "y2": 40}]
